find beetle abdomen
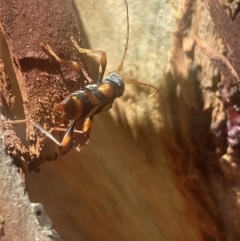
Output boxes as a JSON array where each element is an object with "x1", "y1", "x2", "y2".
[{"x1": 54, "y1": 82, "x2": 118, "y2": 121}]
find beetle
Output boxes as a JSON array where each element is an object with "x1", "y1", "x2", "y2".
[{"x1": 4, "y1": 0, "x2": 158, "y2": 148}]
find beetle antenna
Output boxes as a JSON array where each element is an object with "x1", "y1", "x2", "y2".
[
  {"x1": 125, "y1": 79, "x2": 159, "y2": 97},
  {"x1": 117, "y1": 0, "x2": 159, "y2": 97},
  {"x1": 117, "y1": 0, "x2": 129, "y2": 73}
]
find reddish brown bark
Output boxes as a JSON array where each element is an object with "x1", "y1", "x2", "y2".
[
  {"x1": 0, "y1": 0, "x2": 90, "y2": 240},
  {"x1": 0, "y1": 0, "x2": 89, "y2": 171},
  {"x1": 3, "y1": 0, "x2": 240, "y2": 241}
]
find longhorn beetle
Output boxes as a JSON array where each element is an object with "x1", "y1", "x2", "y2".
[{"x1": 4, "y1": 0, "x2": 158, "y2": 148}]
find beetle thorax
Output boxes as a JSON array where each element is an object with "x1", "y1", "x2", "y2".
[{"x1": 104, "y1": 72, "x2": 125, "y2": 97}]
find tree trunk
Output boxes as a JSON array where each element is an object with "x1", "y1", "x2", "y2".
[
  {"x1": 0, "y1": 0, "x2": 85, "y2": 240},
  {"x1": 1, "y1": 0, "x2": 239, "y2": 241}
]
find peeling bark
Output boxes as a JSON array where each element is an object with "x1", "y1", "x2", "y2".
[
  {"x1": 0, "y1": 0, "x2": 90, "y2": 240},
  {"x1": 3, "y1": 0, "x2": 240, "y2": 241},
  {"x1": 0, "y1": 0, "x2": 89, "y2": 171},
  {"x1": 0, "y1": 134, "x2": 62, "y2": 241}
]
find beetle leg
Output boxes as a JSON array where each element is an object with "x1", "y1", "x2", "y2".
[
  {"x1": 30, "y1": 119, "x2": 78, "y2": 147},
  {"x1": 70, "y1": 37, "x2": 107, "y2": 83},
  {"x1": 58, "y1": 120, "x2": 76, "y2": 147},
  {"x1": 40, "y1": 43, "x2": 93, "y2": 86},
  {"x1": 3, "y1": 119, "x2": 85, "y2": 147},
  {"x1": 29, "y1": 119, "x2": 62, "y2": 146},
  {"x1": 82, "y1": 116, "x2": 93, "y2": 133}
]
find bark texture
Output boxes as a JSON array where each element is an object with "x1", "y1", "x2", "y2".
[
  {"x1": 1, "y1": 0, "x2": 240, "y2": 241},
  {"x1": 0, "y1": 0, "x2": 89, "y2": 171},
  {"x1": 0, "y1": 133, "x2": 61, "y2": 240},
  {"x1": 0, "y1": 0, "x2": 87, "y2": 240}
]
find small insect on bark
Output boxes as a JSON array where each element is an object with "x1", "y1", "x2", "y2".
[{"x1": 4, "y1": 0, "x2": 158, "y2": 150}]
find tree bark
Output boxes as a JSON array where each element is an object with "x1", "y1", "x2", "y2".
[
  {"x1": 1, "y1": 0, "x2": 240, "y2": 241},
  {"x1": 0, "y1": 0, "x2": 89, "y2": 171},
  {"x1": 0, "y1": 0, "x2": 86, "y2": 240}
]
